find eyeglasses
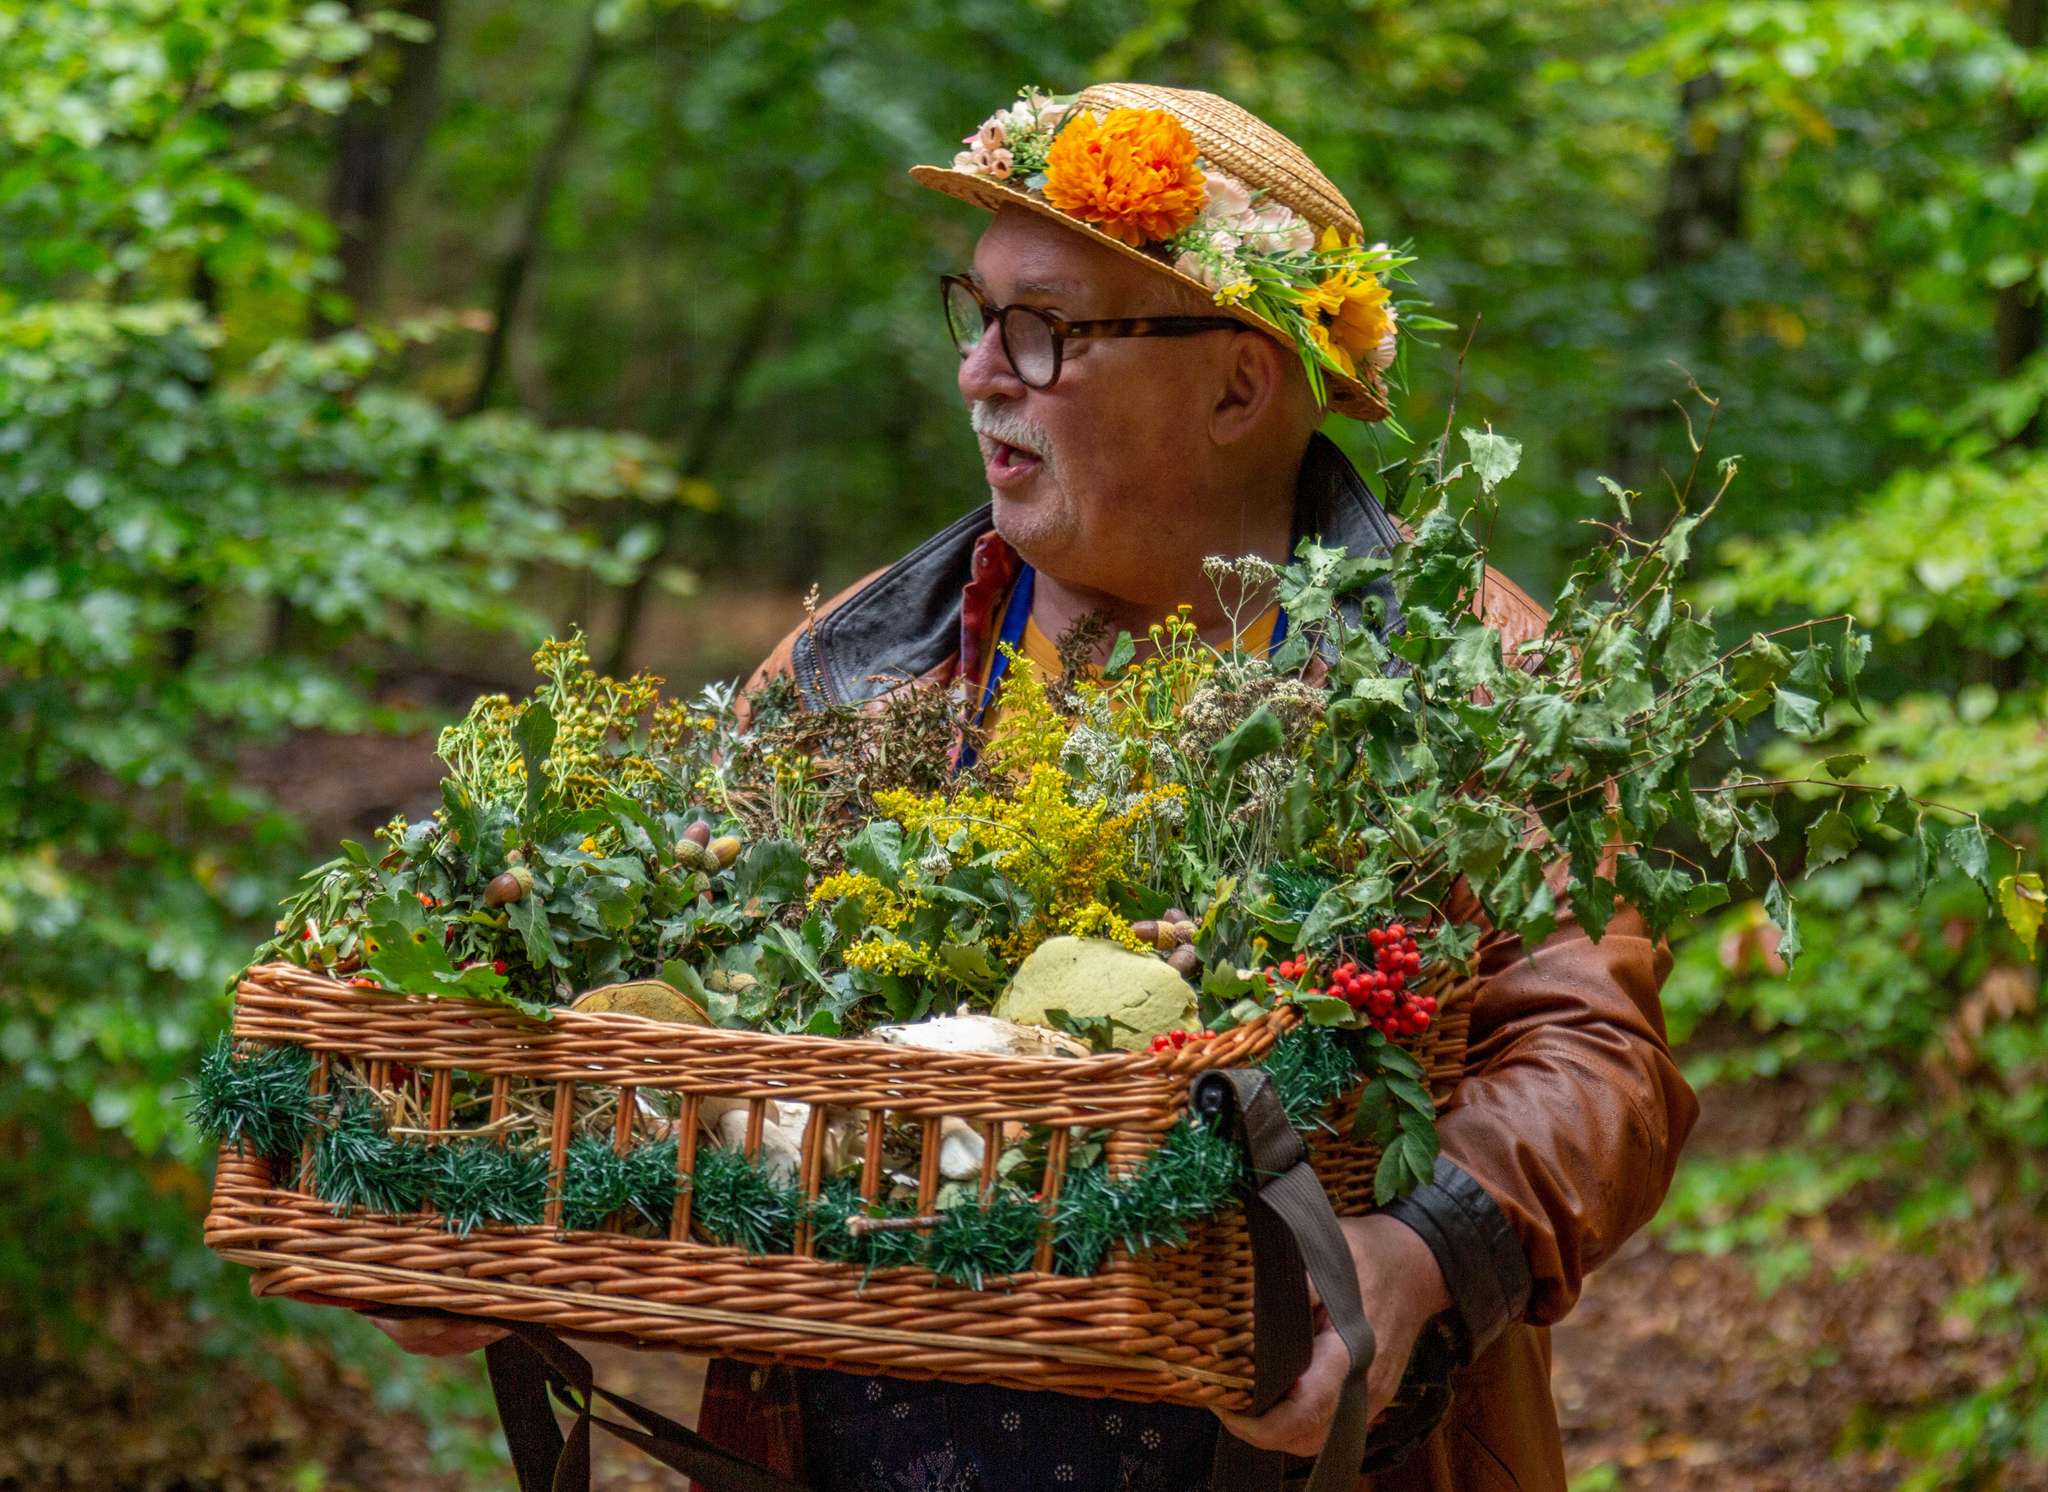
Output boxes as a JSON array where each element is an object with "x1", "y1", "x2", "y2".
[{"x1": 940, "y1": 273, "x2": 1243, "y2": 390}]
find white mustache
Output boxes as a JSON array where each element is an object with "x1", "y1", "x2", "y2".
[{"x1": 970, "y1": 401, "x2": 1051, "y2": 463}]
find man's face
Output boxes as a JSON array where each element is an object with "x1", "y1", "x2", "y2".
[{"x1": 958, "y1": 207, "x2": 1237, "y2": 605}]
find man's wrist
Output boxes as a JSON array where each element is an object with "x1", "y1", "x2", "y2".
[{"x1": 1344, "y1": 1212, "x2": 1451, "y2": 1325}]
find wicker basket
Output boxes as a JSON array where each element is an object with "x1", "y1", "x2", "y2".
[{"x1": 204, "y1": 959, "x2": 1473, "y2": 1410}]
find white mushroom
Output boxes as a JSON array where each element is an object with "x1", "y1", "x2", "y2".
[{"x1": 870, "y1": 1014, "x2": 1089, "y2": 1060}]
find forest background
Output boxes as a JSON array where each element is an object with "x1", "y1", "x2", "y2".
[{"x1": 3, "y1": 1, "x2": 2045, "y2": 1488}]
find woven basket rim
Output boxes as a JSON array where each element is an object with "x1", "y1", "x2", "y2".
[{"x1": 237, "y1": 959, "x2": 1296, "y2": 1079}]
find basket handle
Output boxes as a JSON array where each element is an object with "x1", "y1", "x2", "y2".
[
  {"x1": 484, "y1": 1320, "x2": 810, "y2": 1492},
  {"x1": 1193, "y1": 1067, "x2": 1376, "y2": 1492}
]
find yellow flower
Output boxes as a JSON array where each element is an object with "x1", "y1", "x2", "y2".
[
  {"x1": 1042, "y1": 107, "x2": 1207, "y2": 248},
  {"x1": 1296, "y1": 227, "x2": 1395, "y2": 378}
]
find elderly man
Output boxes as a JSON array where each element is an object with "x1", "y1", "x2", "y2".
[{"x1": 379, "y1": 83, "x2": 1695, "y2": 1492}]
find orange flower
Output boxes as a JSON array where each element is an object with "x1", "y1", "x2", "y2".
[{"x1": 1041, "y1": 107, "x2": 1207, "y2": 247}]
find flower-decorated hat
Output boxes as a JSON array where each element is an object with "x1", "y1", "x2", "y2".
[{"x1": 911, "y1": 82, "x2": 1416, "y2": 423}]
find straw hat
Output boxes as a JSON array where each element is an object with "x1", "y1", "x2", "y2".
[{"x1": 910, "y1": 82, "x2": 1390, "y2": 423}]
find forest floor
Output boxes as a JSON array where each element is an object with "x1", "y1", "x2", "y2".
[{"x1": 15, "y1": 622, "x2": 2040, "y2": 1491}]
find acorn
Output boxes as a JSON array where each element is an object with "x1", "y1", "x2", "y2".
[
  {"x1": 681, "y1": 821, "x2": 712, "y2": 849},
  {"x1": 674, "y1": 839, "x2": 711, "y2": 872},
  {"x1": 1130, "y1": 919, "x2": 1160, "y2": 946},
  {"x1": 1167, "y1": 945, "x2": 1201, "y2": 978},
  {"x1": 484, "y1": 865, "x2": 534, "y2": 907},
  {"x1": 707, "y1": 835, "x2": 743, "y2": 870}
]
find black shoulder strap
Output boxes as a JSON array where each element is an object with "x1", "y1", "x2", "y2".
[
  {"x1": 1194, "y1": 1067, "x2": 1377, "y2": 1492},
  {"x1": 483, "y1": 1321, "x2": 810, "y2": 1492}
]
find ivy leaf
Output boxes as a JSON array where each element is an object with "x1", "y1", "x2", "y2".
[
  {"x1": 1945, "y1": 820, "x2": 1993, "y2": 898},
  {"x1": 1042, "y1": 1008, "x2": 1136, "y2": 1053},
  {"x1": 1804, "y1": 809, "x2": 1858, "y2": 868},
  {"x1": 1764, "y1": 879, "x2": 1801, "y2": 969},
  {"x1": 1210, "y1": 704, "x2": 1285, "y2": 776},
  {"x1": 1997, "y1": 873, "x2": 2045, "y2": 957},
  {"x1": 602, "y1": 791, "x2": 664, "y2": 859},
  {"x1": 1461, "y1": 426, "x2": 1522, "y2": 493}
]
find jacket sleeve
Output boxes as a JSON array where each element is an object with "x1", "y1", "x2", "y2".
[{"x1": 1380, "y1": 894, "x2": 1696, "y2": 1360}]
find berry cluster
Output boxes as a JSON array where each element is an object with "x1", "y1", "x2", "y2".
[
  {"x1": 1268, "y1": 924, "x2": 1434, "y2": 1039},
  {"x1": 1147, "y1": 1028, "x2": 1218, "y2": 1055},
  {"x1": 1265, "y1": 955, "x2": 1310, "y2": 986}
]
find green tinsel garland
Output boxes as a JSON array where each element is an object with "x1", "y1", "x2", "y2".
[
  {"x1": 431, "y1": 1138, "x2": 551, "y2": 1235},
  {"x1": 192, "y1": 1023, "x2": 1367, "y2": 1283},
  {"x1": 186, "y1": 1036, "x2": 322, "y2": 1162},
  {"x1": 688, "y1": 1141, "x2": 800, "y2": 1254},
  {"x1": 1053, "y1": 1118, "x2": 1245, "y2": 1276},
  {"x1": 558, "y1": 1134, "x2": 682, "y2": 1232},
  {"x1": 1262, "y1": 1024, "x2": 1362, "y2": 1134},
  {"x1": 315, "y1": 1091, "x2": 432, "y2": 1215}
]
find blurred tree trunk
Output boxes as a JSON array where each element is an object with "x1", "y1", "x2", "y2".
[
  {"x1": 1610, "y1": 74, "x2": 1747, "y2": 495},
  {"x1": 465, "y1": 0, "x2": 610, "y2": 415},
  {"x1": 601, "y1": 189, "x2": 806, "y2": 679},
  {"x1": 319, "y1": 0, "x2": 449, "y2": 330},
  {"x1": 287, "y1": 0, "x2": 447, "y2": 651},
  {"x1": 1997, "y1": 0, "x2": 2044, "y2": 449}
]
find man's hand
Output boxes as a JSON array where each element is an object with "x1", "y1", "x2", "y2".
[
  {"x1": 1213, "y1": 1213, "x2": 1450, "y2": 1460},
  {"x1": 365, "y1": 1314, "x2": 511, "y2": 1356}
]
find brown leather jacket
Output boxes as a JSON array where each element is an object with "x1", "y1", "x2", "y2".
[{"x1": 708, "y1": 433, "x2": 1697, "y2": 1492}]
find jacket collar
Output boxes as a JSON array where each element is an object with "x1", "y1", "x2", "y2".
[{"x1": 792, "y1": 430, "x2": 1403, "y2": 708}]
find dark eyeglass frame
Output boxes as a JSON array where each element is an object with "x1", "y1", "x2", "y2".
[{"x1": 940, "y1": 273, "x2": 1243, "y2": 390}]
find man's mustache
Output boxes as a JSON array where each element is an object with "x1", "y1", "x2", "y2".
[{"x1": 970, "y1": 402, "x2": 1051, "y2": 463}]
